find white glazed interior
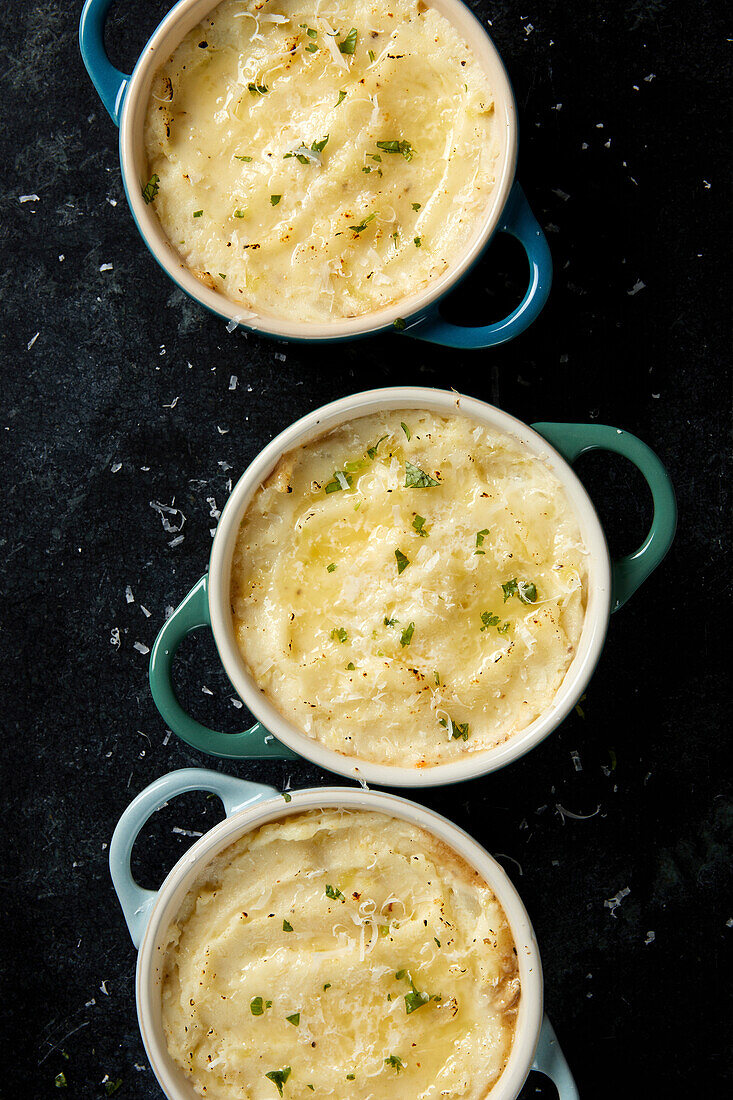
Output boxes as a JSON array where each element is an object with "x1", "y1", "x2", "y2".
[
  {"x1": 208, "y1": 387, "x2": 612, "y2": 786},
  {"x1": 135, "y1": 787, "x2": 544, "y2": 1100},
  {"x1": 119, "y1": 0, "x2": 518, "y2": 340}
]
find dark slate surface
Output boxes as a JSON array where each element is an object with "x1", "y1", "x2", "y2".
[{"x1": 1, "y1": 1, "x2": 730, "y2": 1096}]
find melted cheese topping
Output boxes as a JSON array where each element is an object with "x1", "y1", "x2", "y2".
[
  {"x1": 161, "y1": 808, "x2": 519, "y2": 1098},
  {"x1": 143, "y1": 0, "x2": 499, "y2": 323},
  {"x1": 231, "y1": 410, "x2": 588, "y2": 768}
]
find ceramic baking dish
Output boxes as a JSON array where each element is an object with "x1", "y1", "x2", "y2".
[
  {"x1": 148, "y1": 386, "x2": 676, "y2": 786},
  {"x1": 79, "y1": 0, "x2": 551, "y2": 347},
  {"x1": 110, "y1": 767, "x2": 580, "y2": 1099}
]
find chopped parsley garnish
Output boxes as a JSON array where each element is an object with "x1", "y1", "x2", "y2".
[
  {"x1": 331, "y1": 627, "x2": 348, "y2": 643},
  {"x1": 412, "y1": 202, "x2": 421, "y2": 211},
  {"x1": 393, "y1": 317, "x2": 406, "y2": 330},
  {"x1": 368, "y1": 48, "x2": 375, "y2": 61},
  {"x1": 348, "y1": 212, "x2": 376, "y2": 234},
  {"x1": 193, "y1": 209, "x2": 203, "y2": 217},
  {"x1": 400, "y1": 622, "x2": 415, "y2": 647},
  {"x1": 480, "y1": 611, "x2": 500, "y2": 630},
  {"x1": 265, "y1": 1067, "x2": 291, "y2": 1096},
  {"x1": 306, "y1": 42, "x2": 318, "y2": 52},
  {"x1": 401, "y1": 422, "x2": 411, "y2": 441},
  {"x1": 336, "y1": 90, "x2": 347, "y2": 106},
  {"x1": 325, "y1": 470, "x2": 353, "y2": 493},
  {"x1": 283, "y1": 919, "x2": 293, "y2": 932},
  {"x1": 434, "y1": 671, "x2": 440, "y2": 686},
  {"x1": 234, "y1": 155, "x2": 252, "y2": 161},
  {"x1": 385, "y1": 1055, "x2": 405, "y2": 1071},
  {"x1": 397, "y1": 970, "x2": 433, "y2": 1014},
  {"x1": 338, "y1": 28, "x2": 358, "y2": 54},
  {"x1": 285, "y1": 135, "x2": 329, "y2": 163},
  {"x1": 233, "y1": 209, "x2": 246, "y2": 218},
  {"x1": 405, "y1": 461, "x2": 439, "y2": 488},
  {"x1": 412, "y1": 514, "x2": 427, "y2": 536},
  {"x1": 395, "y1": 969, "x2": 407, "y2": 980},
  {"x1": 281, "y1": 791, "x2": 292, "y2": 803},
  {"x1": 270, "y1": 194, "x2": 281, "y2": 206},
  {"x1": 346, "y1": 661, "x2": 355, "y2": 670},
  {"x1": 142, "y1": 174, "x2": 159, "y2": 204},
  {"x1": 286, "y1": 1013, "x2": 300, "y2": 1026},
  {"x1": 327, "y1": 562, "x2": 336, "y2": 572},
  {"x1": 439, "y1": 717, "x2": 470, "y2": 740},
  {"x1": 434, "y1": 937, "x2": 441, "y2": 947},
  {"x1": 368, "y1": 153, "x2": 382, "y2": 162},
  {"x1": 498, "y1": 621, "x2": 510, "y2": 634},
  {"x1": 104, "y1": 1081, "x2": 122, "y2": 1096},
  {"x1": 414, "y1": 236, "x2": 422, "y2": 247},
  {"x1": 54, "y1": 1074, "x2": 68, "y2": 1089},
  {"x1": 502, "y1": 578, "x2": 538, "y2": 604},
  {"x1": 377, "y1": 139, "x2": 414, "y2": 161},
  {"x1": 395, "y1": 549, "x2": 410, "y2": 574},
  {"x1": 323, "y1": 983, "x2": 331, "y2": 990},
  {"x1": 384, "y1": 616, "x2": 398, "y2": 626},
  {"x1": 248, "y1": 83, "x2": 268, "y2": 95},
  {"x1": 346, "y1": 1075, "x2": 355, "y2": 1081},
  {"x1": 475, "y1": 528, "x2": 489, "y2": 554},
  {"x1": 366, "y1": 434, "x2": 387, "y2": 459},
  {"x1": 325, "y1": 884, "x2": 346, "y2": 902},
  {"x1": 251, "y1": 996, "x2": 272, "y2": 1015},
  {"x1": 307, "y1": 27, "x2": 318, "y2": 38}
]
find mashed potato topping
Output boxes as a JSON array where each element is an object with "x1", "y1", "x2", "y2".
[
  {"x1": 143, "y1": 0, "x2": 499, "y2": 322},
  {"x1": 230, "y1": 410, "x2": 588, "y2": 768},
  {"x1": 161, "y1": 808, "x2": 519, "y2": 1098}
]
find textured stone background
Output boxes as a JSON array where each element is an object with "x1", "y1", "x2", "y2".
[{"x1": 1, "y1": 0, "x2": 730, "y2": 1096}]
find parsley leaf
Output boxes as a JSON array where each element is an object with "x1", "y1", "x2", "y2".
[
  {"x1": 502, "y1": 579, "x2": 538, "y2": 604},
  {"x1": 401, "y1": 422, "x2": 411, "y2": 441},
  {"x1": 233, "y1": 209, "x2": 246, "y2": 218},
  {"x1": 324, "y1": 470, "x2": 353, "y2": 493},
  {"x1": 414, "y1": 236, "x2": 422, "y2": 247},
  {"x1": 248, "y1": 83, "x2": 268, "y2": 95},
  {"x1": 412, "y1": 514, "x2": 427, "y2": 536},
  {"x1": 265, "y1": 1067, "x2": 291, "y2": 1096},
  {"x1": 251, "y1": 996, "x2": 268, "y2": 1015},
  {"x1": 405, "y1": 461, "x2": 439, "y2": 488},
  {"x1": 405, "y1": 989, "x2": 430, "y2": 1014},
  {"x1": 480, "y1": 611, "x2": 500, "y2": 630},
  {"x1": 270, "y1": 194, "x2": 281, "y2": 206},
  {"x1": 412, "y1": 202, "x2": 421, "y2": 211},
  {"x1": 327, "y1": 562, "x2": 336, "y2": 572},
  {"x1": 281, "y1": 791, "x2": 292, "y2": 803},
  {"x1": 336, "y1": 90, "x2": 347, "y2": 106},
  {"x1": 54, "y1": 1073, "x2": 68, "y2": 1089},
  {"x1": 325, "y1": 884, "x2": 346, "y2": 902},
  {"x1": 283, "y1": 919, "x2": 293, "y2": 932},
  {"x1": 400, "y1": 622, "x2": 415, "y2": 647},
  {"x1": 476, "y1": 528, "x2": 489, "y2": 547},
  {"x1": 286, "y1": 1013, "x2": 300, "y2": 1026},
  {"x1": 348, "y1": 212, "x2": 376, "y2": 234},
  {"x1": 346, "y1": 661, "x2": 355, "y2": 670},
  {"x1": 366, "y1": 434, "x2": 387, "y2": 459},
  {"x1": 338, "y1": 28, "x2": 358, "y2": 54},
  {"x1": 368, "y1": 48, "x2": 375, "y2": 61},
  {"x1": 393, "y1": 318, "x2": 406, "y2": 330},
  {"x1": 439, "y1": 717, "x2": 470, "y2": 740},
  {"x1": 376, "y1": 139, "x2": 414, "y2": 161},
  {"x1": 384, "y1": 616, "x2": 398, "y2": 627},
  {"x1": 395, "y1": 549, "x2": 410, "y2": 574},
  {"x1": 142, "y1": 174, "x2": 159, "y2": 204},
  {"x1": 385, "y1": 1055, "x2": 405, "y2": 1071},
  {"x1": 193, "y1": 209, "x2": 203, "y2": 217},
  {"x1": 234, "y1": 155, "x2": 252, "y2": 162},
  {"x1": 331, "y1": 627, "x2": 347, "y2": 643}
]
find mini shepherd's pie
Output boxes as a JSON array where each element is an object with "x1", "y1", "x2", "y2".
[
  {"x1": 230, "y1": 410, "x2": 588, "y2": 768},
  {"x1": 143, "y1": 0, "x2": 499, "y2": 322},
  {"x1": 161, "y1": 808, "x2": 519, "y2": 1098}
]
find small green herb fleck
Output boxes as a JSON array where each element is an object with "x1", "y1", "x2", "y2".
[
  {"x1": 480, "y1": 611, "x2": 500, "y2": 631},
  {"x1": 400, "y1": 622, "x2": 415, "y2": 647},
  {"x1": 327, "y1": 562, "x2": 337, "y2": 572},
  {"x1": 323, "y1": 982, "x2": 331, "y2": 990},
  {"x1": 497, "y1": 621, "x2": 510, "y2": 635},
  {"x1": 439, "y1": 716, "x2": 470, "y2": 740},
  {"x1": 346, "y1": 661, "x2": 355, "y2": 670},
  {"x1": 412, "y1": 514, "x2": 427, "y2": 536},
  {"x1": 414, "y1": 236, "x2": 421, "y2": 247},
  {"x1": 393, "y1": 317, "x2": 406, "y2": 330},
  {"x1": 142, "y1": 174, "x2": 159, "y2": 204},
  {"x1": 384, "y1": 616, "x2": 398, "y2": 627},
  {"x1": 385, "y1": 1055, "x2": 405, "y2": 1071},
  {"x1": 395, "y1": 549, "x2": 410, "y2": 574},
  {"x1": 234, "y1": 155, "x2": 253, "y2": 162},
  {"x1": 105, "y1": 1080, "x2": 123, "y2": 1096},
  {"x1": 368, "y1": 49, "x2": 375, "y2": 61},
  {"x1": 270, "y1": 194, "x2": 281, "y2": 206},
  {"x1": 366, "y1": 434, "x2": 388, "y2": 459},
  {"x1": 476, "y1": 528, "x2": 489, "y2": 547},
  {"x1": 348, "y1": 212, "x2": 376, "y2": 234},
  {"x1": 346, "y1": 1075, "x2": 355, "y2": 1081},
  {"x1": 251, "y1": 996, "x2": 268, "y2": 1015},
  {"x1": 377, "y1": 139, "x2": 414, "y2": 161},
  {"x1": 283, "y1": 919, "x2": 293, "y2": 932},
  {"x1": 336, "y1": 90, "x2": 347, "y2": 106},
  {"x1": 307, "y1": 27, "x2": 318, "y2": 38},
  {"x1": 434, "y1": 937, "x2": 441, "y2": 947},
  {"x1": 233, "y1": 209, "x2": 246, "y2": 218},
  {"x1": 401, "y1": 422, "x2": 411, "y2": 440},
  {"x1": 218, "y1": 273, "x2": 226, "y2": 279},
  {"x1": 193, "y1": 209, "x2": 203, "y2": 217},
  {"x1": 412, "y1": 202, "x2": 421, "y2": 211},
  {"x1": 306, "y1": 42, "x2": 317, "y2": 51},
  {"x1": 325, "y1": 884, "x2": 346, "y2": 902},
  {"x1": 286, "y1": 1013, "x2": 300, "y2": 1026},
  {"x1": 405, "y1": 460, "x2": 439, "y2": 488},
  {"x1": 331, "y1": 627, "x2": 348, "y2": 643},
  {"x1": 338, "y1": 28, "x2": 358, "y2": 54},
  {"x1": 502, "y1": 578, "x2": 537, "y2": 604},
  {"x1": 248, "y1": 83, "x2": 269, "y2": 95},
  {"x1": 281, "y1": 791, "x2": 292, "y2": 803},
  {"x1": 405, "y1": 989, "x2": 430, "y2": 1014},
  {"x1": 368, "y1": 153, "x2": 382, "y2": 162},
  {"x1": 434, "y1": 671, "x2": 440, "y2": 686},
  {"x1": 54, "y1": 1074, "x2": 68, "y2": 1089},
  {"x1": 265, "y1": 1067, "x2": 291, "y2": 1096},
  {"x1": 324, "y1": 470, "x2": 353, "y2": 493}
]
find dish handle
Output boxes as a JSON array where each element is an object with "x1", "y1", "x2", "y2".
[
  {"x1": 109, "y1": 768, "x2": 279, "y2": 948},
  {"x1": 403, "y1": 182, "x2": 552, "y2": 349},
  {"x1": 79, "y1": 0, "x2": 130, "y2": 125},
  {"x1": 532, "y1": 1015, "x2": 580, "y2": 1098},
  {"x1": 149, "y1": 574, "x2": 298, "y2": 759},
  {"x1": 531, "y1": 422, "x2": 676, "y2": 610}
]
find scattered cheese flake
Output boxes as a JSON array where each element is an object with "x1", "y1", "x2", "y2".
[
  {"x1": 570, "y1": 749, "x2": 582, "y2": 772},
  {"x1": 163, "y1": 396, "x2": 179, "y2": 409},
  {"x1": 27, "y1": 332, "x2": 40, "y2": 350},
  {"x1": 229, "y1": 374, "x2": 238, "y2": 390},
  {"x1": 628, "y1": 279, "x2": 646, "y2": 296},
  {"x1": 644, "y1": 930, "x2": 656, "y2": 944},
  {"x1": 230, "y1": 697, "x2": 243, "y2": 708},
  {"x1": 133, "y1": 641, "x2": 150, "y2": 655},
  {"x1": 168, "y1": 534, "x2": 185, "y2": 548},
  {"x1": 604, "y1": 886, "x2": 630, "y2": 917},
  {"x1": 100, "y1": 262, "x2": 113, "y2": 272},
  {"x1": 202, "y1": 685, "x2": 214, "y2": 696},
  {"x1": 125, "y1": 585, "x2": 135, "y2": 604},
  {"x1": 217, "y1": 425, "x2": 230, "y2": 434},
  {"x1": 643, "y1": 72, "x2": 656, "y2": 82},
  {"x1": 150, "y1": 500, "x2": 186, "y2": 533},
  {"x1": 110, "y1": 627, "x2": 121, "y2": 648},
  {"x1": 140, "y1": 604, "x2": 151, "y2": 617},
  {"x1": 172, "y1": 827, "x2": 203, "y2": 837},
  {"x1": 19, "y1": 193, "x2": 40, "y2": 203}
]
